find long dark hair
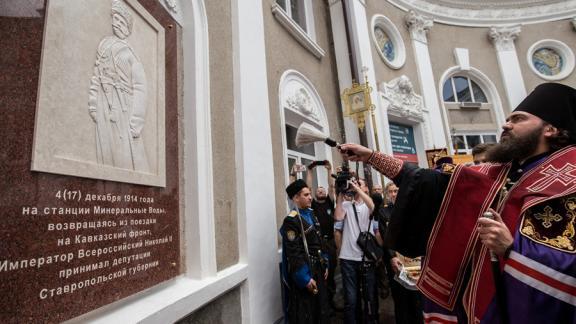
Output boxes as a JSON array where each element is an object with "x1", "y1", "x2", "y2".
[{"x1": 547, "y1": 126, "x2": 574, "y2": 152}]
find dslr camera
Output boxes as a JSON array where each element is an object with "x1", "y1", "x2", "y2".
[{"x1": 334, "y1": 166, "x2": 354, "y2": 196}]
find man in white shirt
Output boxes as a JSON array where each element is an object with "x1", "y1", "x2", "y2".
[{"x1": 334, "y1": 178, "x2": 380, "y2": 323}]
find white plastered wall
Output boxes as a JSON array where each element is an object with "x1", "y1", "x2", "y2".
[{"x1": 232, "y1": 0, "x2": 282, "y2": 323}]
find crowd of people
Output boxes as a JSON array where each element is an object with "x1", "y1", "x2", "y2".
[{"x1": 279, "y1": 82, "x2": 576, "y2": 323}]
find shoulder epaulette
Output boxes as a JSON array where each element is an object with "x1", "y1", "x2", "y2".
[
  {"x1": 441, "y1": 163, "x2": 456, "y2": 174},
  {"x1": 288, "y1": 210, "x2": 298, "y2": 217}
]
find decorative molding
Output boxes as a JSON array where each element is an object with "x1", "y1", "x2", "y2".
[
  {"x1": 389, "y1": 0, "x2": 576, "y2": 27},
  {"x1": 164, "y1": 0, "x2": 177, "y2": 13},
  {"x1": 424, "y1": 0, "x2": 566, "y2": 10},
  {"x1": 526, "y1": 39, "x2": 575, "y2": 81},
  {"x1": 489, "y1": 25, "x2": 521, "y2": 52},
  {"x1": 280, "y1": 70, "x2": 328, "y2": 129},
  {"x1": 271, "y1": 3, "x2": 325, "y2": 59},
  {"x1": 380, "y1": 75, "x2": 425, "y2": 122},
  {"x1": 405, "y1": 10, "x2": 433, "y2": 43},
  {"x1": 286, "y1": 88, "x2": 321, "y2": 122},
  {"x1": 371, "y1": 14, "x2": 406, "y2": 69}
]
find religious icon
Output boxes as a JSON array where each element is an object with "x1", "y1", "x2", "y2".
[
  {"x1": 350, "y1": 92, "x2": 366, "y2": 113},
  {"x1": 341, "y1": 77, "x2": 373, "y2": 129}
]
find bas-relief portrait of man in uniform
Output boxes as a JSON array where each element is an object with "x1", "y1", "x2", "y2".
[
  {"x1": 31, "y1": 0, "x2": 166, "y2": 187},
  {"x1": 89, "y1": 0, "x2": 149, "y2": 173}
]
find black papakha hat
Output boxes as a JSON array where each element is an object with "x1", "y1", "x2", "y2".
[
  {"x1": 286, "y1": 179, "x2": 308, "y2": 199},
  {"x1": 513, "y1": 82, "x2": 576, "y2": 140}
]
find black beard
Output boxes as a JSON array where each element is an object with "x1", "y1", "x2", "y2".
[{"x1": 485, "y1": 127, "x2": 542, "y2": 163}]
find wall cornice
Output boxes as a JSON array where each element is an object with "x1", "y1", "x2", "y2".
[{"x1": 388, "y1": 0, "x2": 576, "y2": 27}]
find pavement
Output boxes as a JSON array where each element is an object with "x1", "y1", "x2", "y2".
[{"x1": 329, "y1": 267, "x2": 396, "y2": 323}]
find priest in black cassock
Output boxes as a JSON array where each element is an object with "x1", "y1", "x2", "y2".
[{"x1": 339, "y1": 83, "x2": 576, "y2": 324}]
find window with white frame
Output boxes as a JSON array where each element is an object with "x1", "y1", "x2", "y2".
[
  {"x1": 451, "y1": 133, "x2": 497, "y2": 155},
  {"x1": 285, "y1": 124, "x2": 319, "y2": 190},
  {"x1": 443, "y1": 76, "x2": 488, "y2": 103},
  {"x1": 276, "y1": 0, "x2": 307, "y2": 31},
  {"x1": 272, "y1": 0, "x2": 324, "y2": 58}
]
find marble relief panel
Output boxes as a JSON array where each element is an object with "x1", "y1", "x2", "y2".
[{"x1": 32, "y1": 0, "x2": 166, "y2": 187}]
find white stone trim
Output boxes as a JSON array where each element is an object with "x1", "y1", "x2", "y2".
[
  {"x1": 388, "y1": 0, "x2": 576, "y2": 27},
  {"x1": 405, "y1": 10, "x2": 433, "y2": 44},
  {"x1": 379, "y1": 76, "x2": 424, "y2": 122},
  {"x1": 303, "y1": 0, "x2": 317, "y2": 42},
  {"x1": 489, "y1": 25, "x2": 521, "y2": 52},
  {"x1": 280, "y1": 70, "x2": 330, "y2": 129},
  {"x1": 438, "y1": 67, "x2": 506, "y2": 154},
  {"x1": 405, "y1": 10, "x2": 446, "y2": 149},
  {"x1": 527, "y1": 39, "x2": 575, "y2": 81},
  {"x1": 489, "y1": 26, "x2": 527, "y2": 109},
  {"x1": 68, "y1": 264, "x2": 248, "y2": 324},
  {"x1": 180, "y1": 0, "x2": 217, "y2": 280},
  {"x1": 233, "y1": 0, "x2": 281, "y2": 323},
  {"x1": 370, "y1": 14, "x2": 406, "y2": 69},
  {"x1": 379, "y1": 76, "x2": 429, "y2": 167},
  {"x1": 453, "y1": 48, "x2": 469, "y2": 71},
  {"x1": 271, "y1": 3, "x2": 326, "y2": 59}
]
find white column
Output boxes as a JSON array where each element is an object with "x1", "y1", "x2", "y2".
[
  {"x1": 232, "y1": 1, "x2": 281, "y2": 323},
  {"x1": 331, "y1": 0, "x2": 392, "y2": 181},
  {"x1": 405, "y1": 10, "x2": 446, "y2": 149},
  {"x1": 328, "y1": 0, "x2": 360, "y2": 146},
  {"x1": 347, "y1": 0, "x2": 389, "y2": 155},
  {"x1": 489, "y1": 26, "x2": 526, "y2": 110}
]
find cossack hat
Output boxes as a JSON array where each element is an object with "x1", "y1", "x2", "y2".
[
  {"x1": 286, "y1": 179, "x2": 308, "y2": 199},
  {"x1": 433, "y1": 156, "x2": 453, "y2": 171},
  {"x1": 513, "y1": 82, "x2": 576, "y2": 141}
]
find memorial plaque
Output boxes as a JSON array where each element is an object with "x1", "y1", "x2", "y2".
[{"x1": 0, "y1": 0, "x2": 181, "y2": 322}]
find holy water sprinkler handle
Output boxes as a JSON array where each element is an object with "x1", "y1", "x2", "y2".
[
  {"x1": 482, "y1": 211, "x2": 498, "y2": 262},
  {"x1": 324, "y1": 138, "x2": 337, "y2": 147},
  {"x1": 324, "y1": 139, "x2": 356, "y2": 156}
]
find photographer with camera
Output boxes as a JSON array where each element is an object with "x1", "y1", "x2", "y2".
[
  {"x1": 334, "y1": 171, "x2": 381, "y2": 324},
  {"x1": 305, "y1": 160, "x2": 339, "y2": 309}
]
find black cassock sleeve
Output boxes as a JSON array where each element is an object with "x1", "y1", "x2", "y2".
[{"x1": 384, "y1": 163, "x2": 451, "y2": 258}]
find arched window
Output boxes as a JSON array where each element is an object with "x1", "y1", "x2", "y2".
[
  {"x1": 439, "y1": 70, "x2": 504, "y2": 155},
  {"x1": 442, "y1": 76, "x2": 488, "y2": 103},
  {"x1": 279, "y1": 70, "x2": 332, "y2": 192}
]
